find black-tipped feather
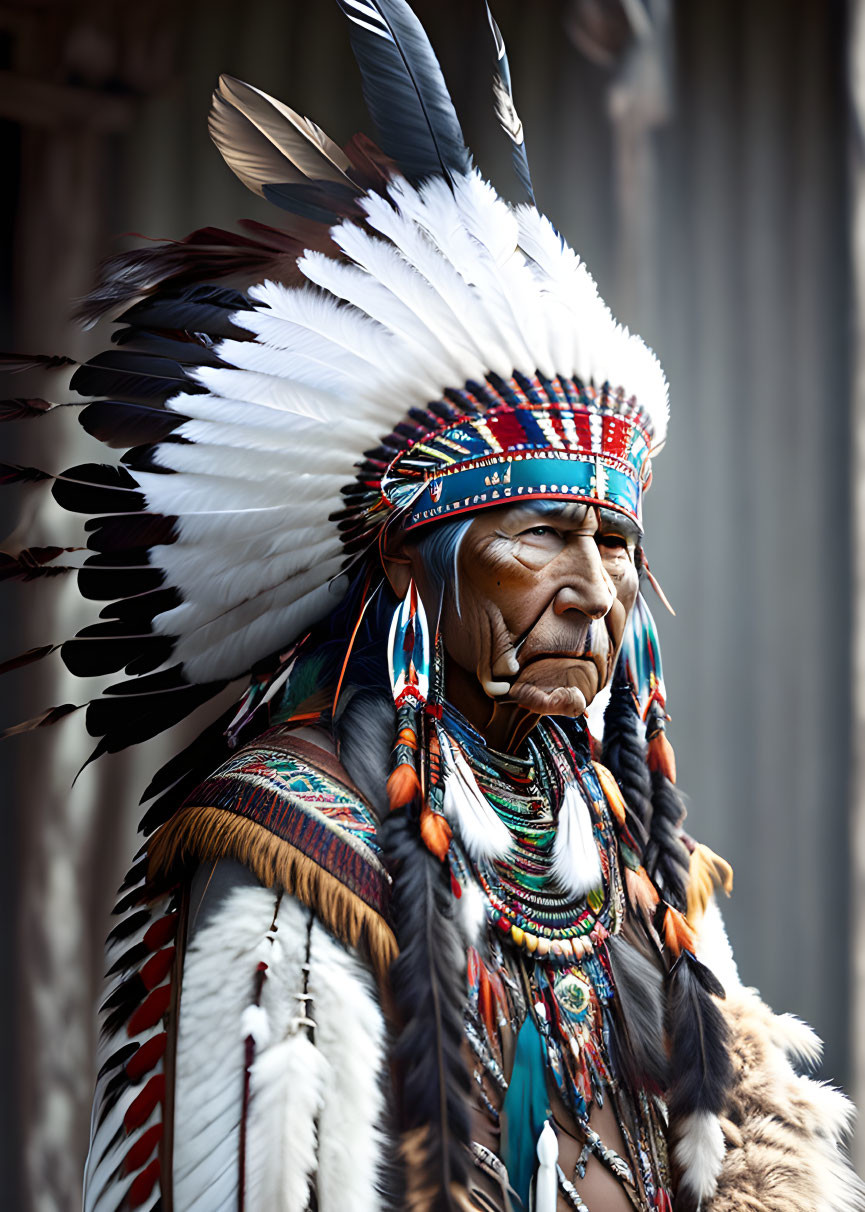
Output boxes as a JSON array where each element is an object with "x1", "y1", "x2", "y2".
[
  {"x1": 85, "y1": 667, "x2": 227, "y2": 753},
  {"x1": 379, "y1": 805, "x2": 471, "y2": 1209},
  {"x1": 80, "y1": 401, "x2": 190, "y2": 450},
  {"x1": 52, "y1": 464, "x2": 146, "y2": 515},
  {"x1": 118, "y1": 283, "x2": 253, "y2": 339},
  {"x1": 111, "y1": 329, "x2": 226, "y2": 368},
  {"x1": 85, "y1": 514, "x2": 178, "y2": 553},
  {"x1": 485, "y1": 4, "x2": 535, "y2": 204},
  {"x1": 335, "y1": 0, "x2": 471, "y2": 184},
  {"x1": 666, "y1": 951, "x2": 732, "y2": 1119},
  {"x1": 70, "y1": 352, "x2": 200, "y2": 403}
]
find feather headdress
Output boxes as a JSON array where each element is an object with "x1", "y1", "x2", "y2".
[{"x1": 1, "y1": 0, "x2": 669, "y2": 760}]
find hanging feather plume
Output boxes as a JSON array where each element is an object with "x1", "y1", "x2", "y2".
[
  {"x1": 438, "y1": 729, "x2": 511, "y2": 863},
  {"x1": 551, "y1": 782, "x2": 603, "y2": 900},
  {"x1": 604, "y1": 935, "x2": 669, "y2": 1095},
  {"x1": 378, "y1": 807, "x2": 472, "y2": 1211},
  {"x1": 334, "y1": 0, "x2": 471, "y2": 185},
  {"x1": 666, "y1": 950, "x2": 733, "y2": 1209},
  {"x1": 485, "y1": 3, "x2": 535, "y2": 204}
]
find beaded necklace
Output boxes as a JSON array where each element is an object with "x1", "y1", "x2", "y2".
[
  {"x1": 443, "y1": 707, "x2": 624, "y2": 961},
  {"x1": 441, "y1": 705, "x2": 670, "y2": 1209}
]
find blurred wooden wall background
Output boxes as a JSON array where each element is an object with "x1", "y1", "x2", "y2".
[{"x1": 0, "y1": 0, "x2": 855, "y2": 1206}]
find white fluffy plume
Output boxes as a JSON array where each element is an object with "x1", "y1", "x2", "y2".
[
  {"x1": 439, "y1": 729, "x2": 512, "y2": 863},
  {"x1": 673, "y1": 1110, "x2": 726, "y2": 1203},
  {"x1": 551, "y1": 782, "x2": 603, "y2": 900}
]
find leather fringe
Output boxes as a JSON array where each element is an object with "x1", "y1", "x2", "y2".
[{"x1": 146, "y1": 804, "x2": 398, "y2": 988}]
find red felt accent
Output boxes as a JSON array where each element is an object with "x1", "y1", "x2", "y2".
[
  {"x1": 125, "y1": 1033, "x2": 167, "y2": 1082},
  {"x1": 123, "y1": 1073, "x2": 165, "y2": 1133},
  {"x1": 126, "y1": 1157, "x2": 161, "y2": 1207},
  {"x1": 127, "y1": 983, "x2": 171, "y2": 1037},
  {"x1": 478, "y1": 965, "x2": 496, "y2": 1041},
  {"x1": 602, "y1": 414, "x2": 632, "y2": 461},
  {"x1": 571, "y1": 411, "x2": 593, "y2": 450},
  {"x1": 123, "y1": 1123, "x2": 163, "y2": 1174},
  {"x1": 139, "y1": 947, "x2": 175, "y2": 991},
  {"x1": 142, "y1": 913, "x2": 178, "y2": 951}
]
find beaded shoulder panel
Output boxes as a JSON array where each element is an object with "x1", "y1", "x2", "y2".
[{"x1": 182, "y1": 724, "x2": 390, "y2": 918}]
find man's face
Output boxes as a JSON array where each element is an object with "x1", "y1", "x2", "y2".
[{"x1": 428, "y1": 501, "x2": 640, "y2": 723}]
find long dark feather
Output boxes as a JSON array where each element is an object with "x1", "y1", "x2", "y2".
[
  {"x1": 335, "y1": 0, "x2": 471, "y2": 184},
  {"x1": 379, "y1": 805, "x2": 471, "y2": 1209},
  {"x1": 485, "y1": 4, "x2": 535, "y2": 204},
  {"x1": 117, "y1": 283, "x2": 253, "y2": 339},
  {"x1": 605, "y1": 936, "x2": 669, "y2": 1095},
  {"x1": 667, "y1": 951, "x2": 732, "y2": 1119}
]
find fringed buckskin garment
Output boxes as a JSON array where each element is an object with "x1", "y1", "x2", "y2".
[{"x1": 4, "y1": 1, "x2": 862, "y2": 1209}]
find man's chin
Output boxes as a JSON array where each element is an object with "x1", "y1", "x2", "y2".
[{"x1": 506, "y1": 657, "x2": 597, "y2": 718}]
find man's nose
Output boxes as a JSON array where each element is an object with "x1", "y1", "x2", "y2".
[{"x1": 552, "y1": 545, "x2": 614, "y2": 620}]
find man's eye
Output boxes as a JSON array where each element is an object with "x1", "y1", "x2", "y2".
[
  {"x1": 521, "y1": 525, "x2": 557, "y2": 538},
  {"x1": 596, "y1": 534, "x2": 627, "y2": 549}
]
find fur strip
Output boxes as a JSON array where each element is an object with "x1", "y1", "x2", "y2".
[
  {"x1": 245, "y1": 1033, "x2": 327, "y2": 1212},
  {"x1": 551, "y1": 783, "x2": 602, "y2": 900},
  {"x1": 147, "y1": 804, "x2": 397, "y2": 985},
  {"x1": 706, "y1": 986, "x2": 865, "y2": 1212},
  {"x1": 307, "y1": 919, "x2": 388, "y2": 1212}
]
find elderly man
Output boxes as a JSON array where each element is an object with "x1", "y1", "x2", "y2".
[{"x1": 8, "y1": 2, "x2": 861, "y2": 1210}]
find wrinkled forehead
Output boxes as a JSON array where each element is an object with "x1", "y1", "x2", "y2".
[{"x1": 468, "y1": 498, "x2": 643, "y2": 542}]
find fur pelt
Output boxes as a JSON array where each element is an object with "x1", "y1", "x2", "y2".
[{"x1": 706, "y1": 985, "x2": 865, "y2": 1212}]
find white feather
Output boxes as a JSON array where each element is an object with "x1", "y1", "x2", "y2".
[
  {"x1": 534, "y1": 1120, "x2": 559, "y2": 1212},
  {"x1": 307, "y1": 922, "x2": 387, "y2": 1212},
  {"x1": 551, "y1": 782, "x2": 603, "y2": 900},
  {"x1": 438, "y1": 731, "x2": 512, "y2": 863},
  {"x1": 673, "y1": 1110, "x2": 725, "y2": 1203},
  {"x1": 173, "y1": 882, "x2": 289, "y2": 1208},
  {"x1": 245, "y1": 1034, "x2": 327, "y2": 1212}
]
